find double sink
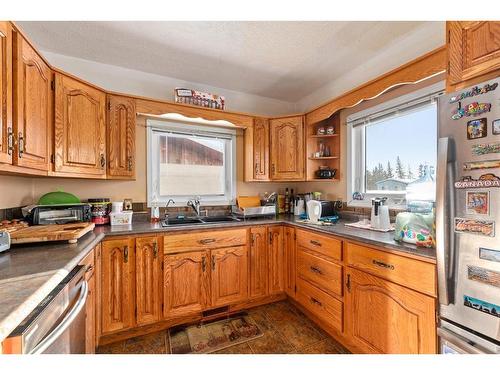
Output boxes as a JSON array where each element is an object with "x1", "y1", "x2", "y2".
[{"x1": 161, "y1": 216, "x2": 241, "y2": 227}]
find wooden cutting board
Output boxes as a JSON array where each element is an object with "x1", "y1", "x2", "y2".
[
  {"x1": 237, "y1": 196, "x2": 261, "y2": 209},
  {"x1": 10, "y1": 222, "x2": 96, "y2": 244}
]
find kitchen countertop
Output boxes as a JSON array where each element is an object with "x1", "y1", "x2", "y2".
[{"x1": 0, "y1": 215, "x2": 436, "y2": 345}]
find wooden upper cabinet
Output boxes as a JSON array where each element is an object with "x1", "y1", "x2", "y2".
[
  {"x1": 0, "y1": 22, "x2": 13, "y2": 165},
  {"x1": 164, "y1": 250, "x2": 209, "y2": 318},
  {"x1": 270, "y1": 116, "x2": 304, "y2": 181},
  {"x1": 100, "y1": 239, "x2": 135, "y2": 335},
  {"x1": 135, "y1": 236, "x2": 162, "y2": 327},
  {"x1": 249, "y1": 227, "x2": 269, "y2": 298},
  {"x1": 54, "y1": 73, "x2": 106, "y2": 177},
  {"x1": 448, "y1": 21, "x2": 500, "y2": 87},
  {"x1": 284, "y1": 226, "x2": 296, "y2": 298},
  {"x1": 253, "y1": 117, "x2": 269, "y2": 180},
  {"x1": 268, "y1": 226, "x2": 285, "y2": 294},
  {"x1": 107, "y1": 94, "x2": 136, "y2": 179},
  {"x1": 12, "y1": 32, "x2": 51, "y2": 172},
  {"x1": 211, "y1": 246, "x2": 248, "y2": 307},
  {"x1": 345, "y1": 267, "x2": 436, "y2": 354}
]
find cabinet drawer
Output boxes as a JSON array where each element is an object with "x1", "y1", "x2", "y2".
[
  {"x1": 296, "y1": 278, "x2": 343, "y2": 333},
  {"x1": 297, "y1": 248, "x2": 342, "y2": 297},
  {"x1": 296, "y1": 229, "x2": 342, "y2": 261},
  {"x1": 164, "y1": 228, "x2": 247, "y2": 254},
  {"x1": 345, "y1": 242, "x2": 436, "y2": 297}
]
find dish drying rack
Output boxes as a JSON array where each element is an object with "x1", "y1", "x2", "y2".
[{"x1": 231, "y1": 205, "x2": 276, "y2": 219}]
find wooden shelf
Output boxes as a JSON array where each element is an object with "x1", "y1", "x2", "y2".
[
  {"x1": 307, "y1": 178, "x2": 340, "y2": 182},
  {"x1": 308, "y1": 156, "x2": 339, "y2": 160},
  {"x1": 309, "y1": 134, "x2": 339, "y2": 138}
]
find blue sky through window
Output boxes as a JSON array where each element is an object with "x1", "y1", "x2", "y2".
[{"x1": 365, "y1": 103, "x2": 437, "y2": 176}]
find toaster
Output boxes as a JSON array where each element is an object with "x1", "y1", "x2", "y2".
[{"x1": 24, "y1": 204, "x2": 92, "y2": 225}]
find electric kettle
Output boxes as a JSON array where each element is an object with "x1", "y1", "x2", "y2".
[
  {"x1": 306, "y1": 200, "x2": 322, "y2": 223},
  {"x1": 370, "y1": 197, "x2": 391, "y2": 230}
]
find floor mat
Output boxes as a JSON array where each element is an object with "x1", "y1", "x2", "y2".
[{"x1": 168, "y1": 313, "x2": 263, "y2": 354}]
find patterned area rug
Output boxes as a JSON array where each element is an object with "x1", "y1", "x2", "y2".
[{"x1": 168, "y1": 313, "x2": 263, "y2": 354}]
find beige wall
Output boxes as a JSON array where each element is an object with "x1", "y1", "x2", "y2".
[{"x1": 0, "y1": 75, "x2": 444, "y2": 209}]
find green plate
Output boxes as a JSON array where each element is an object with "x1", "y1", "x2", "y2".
[{"x1": 38, "y1": 190, "x2": 81, "y2": 205}]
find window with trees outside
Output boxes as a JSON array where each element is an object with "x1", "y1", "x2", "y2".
[
  {"x1": 347, "y1": 84, "x2": 442, "y2": 208},
  {"x1": 147, "y1": 119, "x2": 236, "y2": 206}
]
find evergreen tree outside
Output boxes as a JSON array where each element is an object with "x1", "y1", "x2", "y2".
[
  {"x1": 407, "y1": 164, "x2": 414, "y2": 180},
  {"x1": 386, "y1": 161, "x2": 394, "y2": 178},
  {"x1": 395, "y1": 156, "x2": 405, "y2": 179},
  {"x1": 418, "y1": 164, "x2": 425, "y2": 178}
]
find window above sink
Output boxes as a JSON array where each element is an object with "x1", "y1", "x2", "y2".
[{"x1": 147, "y1": 119, "x2": 237, "y2": 207}]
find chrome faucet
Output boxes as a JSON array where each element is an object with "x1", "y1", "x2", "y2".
[
  {"x1": 187, "y1": 196, "x2": 201, "y2": 217},
  {"x1": 164, "y1": 199, "x2": 175, "y2": 221}
]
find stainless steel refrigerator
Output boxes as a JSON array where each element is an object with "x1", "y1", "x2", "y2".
[{"x1": 436, "y1": 77, "x2": 500, "y2": 354}]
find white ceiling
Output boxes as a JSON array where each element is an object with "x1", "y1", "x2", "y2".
[{"x1": 17, "y1": 21, "x2": 445, "y2": 103}]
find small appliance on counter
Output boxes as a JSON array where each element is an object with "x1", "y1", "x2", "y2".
[
  {"x1": 23, "y1": 190, "x2": 91, "y2": 225},
  {"x1": 306, "y1": 200, "x2": 322, "y2": 223},
  {"x1": 370, "y1": 197, "x2": 391, "y2": 230}
]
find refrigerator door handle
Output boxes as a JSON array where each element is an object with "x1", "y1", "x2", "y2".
[{"x1": 436, "y1": 137, "x2": 456, "y2": 305}]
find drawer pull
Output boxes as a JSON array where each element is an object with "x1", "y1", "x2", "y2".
[
  {"x1": 310, "y1": 266, "x2": 323, "y2": 275},
  {"x1": 310, "y1": 297, "x2": 323, "y2": 306},
  {"x1": 346, "y1": 274, "x2": 351, "y2": 292},
  {"x1": 211, "y1": 255, "x2": 216, "y2": 270},
  {"x1": 310, "y1": 240, "x2": 322, "y2": 247},
  {"x1": 199, "y1": 238, "x2": 216, "y2": 245},
  {"x1": 372, "y1": 259, "x2": 395, "y2": 270},
  {"x1": 202, "y1": 256, "x2": 206, "y2": 272}
]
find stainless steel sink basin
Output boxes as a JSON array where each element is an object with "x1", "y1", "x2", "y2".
[{"x1": 162, "y1": 216, "x2": 240, "y2": 226}]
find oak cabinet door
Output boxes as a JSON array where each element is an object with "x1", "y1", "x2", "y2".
[
  {"x1": 164, "y1": 250, "x2": 209, "y2": 318},
  {"x1": 211, "y1": 246, "x2": 248, "y2": 307},
  {"x1": 12, "y1": 33, "x2": 51, "y2": 172},
  {"x1": 448, "y1": 21, "x2": 500, "y2": 85},
  {"x1": 0, "y1": 22, "x2": 13, "y2": 165},
  {"x1": 135, "y1": 236, "x2": 162, "y2": 327},
  {"x1": 270, "y1": 116, "x2": 304, "y2": 181},
  {"x1": 54, "y1": 73, "x2": 106, "y2": 176},
  {"x1": 100, "y1": 239, "x2": 135, "y2": 335},
  {"x1": 249, "y1": 227, "x2": 268, "y2": 298},
  {"x1": 268, "y1": 226, "x2": 285, "y2": 294},
  {"x1": 345, "y1": 267, "x2": 437, "y2": 354},
  {"x1": 284, "y1": 226, "x2": 296, "y2": 298},
  {"x1": 253, "y1": 117, "x2": 269, "y2": 180},
  {"x1": 107, "y1": 94, "x2": 136, "y2": 179}
]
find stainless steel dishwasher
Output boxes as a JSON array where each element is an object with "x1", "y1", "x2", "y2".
[{"x1": 4, "y1": 265, "x2": 88, "y2": 354}]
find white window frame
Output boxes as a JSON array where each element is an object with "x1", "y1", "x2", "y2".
[
  {"x1": 147, "y1": 119, "x2": 237, "y2": 207},
  {"x1": 346, "y1": 81, "x2": 444, "y2": 209}
]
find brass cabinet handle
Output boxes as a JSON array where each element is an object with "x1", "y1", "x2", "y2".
[
  {"x1": 310, "y1": 297, "x2": 322, "y2": 306},
  {"x1": 211, "y1": 255, "x2": 216, "y2": 271},
  {"x1": 202, "y1": 256, "x2": 206, "y2": 272},
  {"x1": 199, "y1": 238, "x2": 216, "y2": 245},
  {"x1": 271, "y1": 164, "x2": 275, "y2": 174},
  {"x1": 372, "y1": 259, "x2": 395, "y2": 270},
  {"x1": 310, "y1": 240, "x2": 322, "y2": 247},
  {"x1": 310, "y1": 266, "x2": 323, "y2": 275},
  {"x1": 251, "y1": 234, "x2": 255, "y2": 247},
  {"x1": 18, "y1": 132, "x2": 24, "y2": 158},
  {"x1": 100, "y1": 154, "x2": 106, "y2": 168},
  {"x1": 153, "y1": 242, "x2": 158, "y2": 259},
  {"x1": 7, "y1": 127, "x2": 13, "y2": 155},
  {"x1": 85, "y1": 264, "x2": 94, "y2": 274},
  {"x1": 269, "y1": 232, "x2": 273, "y2": 245},
  {"x1": 127, "y1": 156, "x2": 133, "y2": 171},
  {"x1": 124, "y1": 245, "x2": 129, "y2": 263},
  {"x1": 255, "y1": 162, "x2": 258, "y2": 174},
  {"x1": 346, "y1": 274, "x2": 351, "y2": 292}
]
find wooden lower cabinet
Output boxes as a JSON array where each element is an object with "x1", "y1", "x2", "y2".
[
  {"x1": 100, "y1": 238, "x2": 135, "y2": 336},
  {"x1": 249, "y1": 227, "x2": 268, "y2": 298},
  {"x1": 268, "y1": 226, "x2": 284, "y2": 294},
  {"x1": 135, "y1": 236, "x2": 162, "y2": 326},
  {"x1": 211, "y1": 246, "x2": 248, "y2": 307},
  {"x1": 163, "y1": 250, "x2": 209, "y2": 318},
  {"x1": 344, "y1": 267, "x2": 437, "y2": 354},
  {"x1": 284, "y1": 226, "x2": 296, "y2": 297}
]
